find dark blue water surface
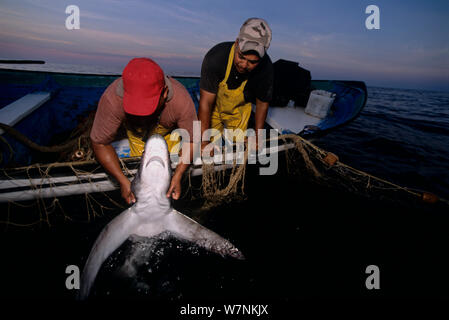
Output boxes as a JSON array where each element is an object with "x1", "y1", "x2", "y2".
[{"x1": 316, "y1": 86, "x2": 449, "y2": 200}]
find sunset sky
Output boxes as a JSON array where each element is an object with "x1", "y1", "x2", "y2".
[{"x1": 0, "y1": 0, "x2": 448, "y2": 91}]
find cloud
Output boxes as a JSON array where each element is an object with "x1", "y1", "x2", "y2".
[
  {"x1": 0, "y1": 30, "x2": 73, "y2": 46},
  {"x1": 154, "y1": 3, "x2": 204, "y2": 25},
  {"x1": 80, "y1": 10, "x2": 115, "y2": 22},
  {"x1": 269, "y1": 30, "x2": 449, "y2": 87},
  {"x1": 0, "y1": 7, "x2": 28, "y2": 18},
  {"x1": 271, "y1": 32, "x2": 338, "y2": 61}
]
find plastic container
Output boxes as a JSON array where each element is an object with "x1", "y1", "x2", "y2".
[
  {"x1": 304, "y1": 89, "x2": 336, "y2": 118},
  {"x1": 111, "y1": 138, "x2": 131, "y2": 158}
]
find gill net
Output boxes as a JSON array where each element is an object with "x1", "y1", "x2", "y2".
[
  {"x1": 196, "y1": 133, "x2": 447, "y2": 212},
  {"x1": 0, "y1": 160, "x2": 130, "y2": 228},
  {"x1": 0, "y1": 113, "x2": 126, "y2": 228},
  {"x1": 0, "y1": 111, "x2": 96, "y2": 164},
  {"x1": 199, "y1": 148, "x2": 248, "y2": 212}
]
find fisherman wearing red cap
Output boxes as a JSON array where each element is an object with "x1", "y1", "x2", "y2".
[{"x1": 90, "y1": 57, "x2": 197, "y2": 204}]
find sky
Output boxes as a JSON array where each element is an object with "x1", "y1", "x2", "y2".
[{"x1": 0, "y1": 0, "x2": 448, "y2": 91}]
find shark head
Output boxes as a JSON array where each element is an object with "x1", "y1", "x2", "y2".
[{"x1": 131, "y1": 134, "x2": 171, "y2": 205}]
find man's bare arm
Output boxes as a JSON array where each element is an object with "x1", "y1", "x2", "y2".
[
  {"x1": 254, "y1": 98, "x2": 269, "y2": 147},
  {"x1": 166, "y1": 141, "x2": 195, "y2": 200},
  {"x1": 198, "y1": 89, "x2": 217, "y2": 142},
  {"x1": 91, "y1": 140, "x2": 135, "y2": 204}
]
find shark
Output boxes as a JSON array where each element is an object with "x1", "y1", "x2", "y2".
[{"x1": 78, "y1": 134, "x2": 244, "y2": 300}]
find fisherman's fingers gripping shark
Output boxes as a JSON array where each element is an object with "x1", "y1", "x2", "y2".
[{"x1": 78, "y1": 134, "x2": 244, "y2": 300}]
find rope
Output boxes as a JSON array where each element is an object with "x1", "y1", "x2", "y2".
[
  {"x1": 200, "y1": 145, "x2": 248, "y2": 211},
  {"x1": 0, "y1": 135, "x2": 14, "y2": 165},
  {"x1": 0, "y1": 112, "x2": 96, "y2": 165},
  {"x1": 276, "y1": 134, "x2": 443, "y2": 204},
  {"x1": 0, "y1": 122, "x2": 80, "y2": 153}
]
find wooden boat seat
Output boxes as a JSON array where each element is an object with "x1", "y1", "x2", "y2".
[{"x1": 0, "y1": 91, "x2": 51, "y2": 134}]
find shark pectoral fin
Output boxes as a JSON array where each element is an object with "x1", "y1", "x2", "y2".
[
  {"x1": 166, "y1": 210, "x2": 244, "y2": 260},
  {"x1": 78, "y1": 209, "x2": 139, "y2": 300}
]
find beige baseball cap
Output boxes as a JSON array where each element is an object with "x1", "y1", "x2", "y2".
[{"x1": 238, "y1": 18, "x2": 272, "y2": 58}]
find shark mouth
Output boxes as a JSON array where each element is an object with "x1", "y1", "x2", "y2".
[{"x1": 145, "y1": 156, "x2": 165, "y2": 168}]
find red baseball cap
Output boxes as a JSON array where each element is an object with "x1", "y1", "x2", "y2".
[{"x1": 122, "y1": 57, "x2": 165, "y2": 116}]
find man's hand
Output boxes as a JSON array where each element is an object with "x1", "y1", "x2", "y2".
[
  {"x1": 201, "y1": 140, "x2": 222, "y2": 159},
  {"x1": 91, "y1": 141, "x2": 136, "y2": 205},
  {"x1": 120, "y1": 179, "x2": 136, "y2": 204},
  {"x1": 166, "y1": 175, "x2": 182, "y2": 200},
  {"x1": 247, "y1": 135, "x2": 258, "y2": 153}
]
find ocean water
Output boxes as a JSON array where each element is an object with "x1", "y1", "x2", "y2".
[
  {"x1": 1, "y1": 64, "x2": 448, "y2": 309},
  {"x1": 315, "y1": 86, "x2": 449, "y2": 200},
  {"x1": 0, "y1": 62, "x2": 124, "y2": 75},
  {"x1": 0, "y1": 62, "x2": 200, "y2": 77}
]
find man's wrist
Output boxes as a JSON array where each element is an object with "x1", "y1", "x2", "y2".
[
  {"x1": 173, "y1": 163, "x2": 188, "y2": 179},
  {"x1": 117, "y1": 175, "x2": 130, "y2": 187},
  {"x1": 171, "y1": 171, "x2": 183, "y2": 183}
]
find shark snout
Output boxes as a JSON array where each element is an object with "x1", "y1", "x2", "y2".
[{"x1": 143, "y1": 135, "x2": 169, "y2": 161}]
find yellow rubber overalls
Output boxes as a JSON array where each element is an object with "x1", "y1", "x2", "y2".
[
  {"x1": 210, "y1": 43, "x2": 252, "y2": 142},
  {"x1": 126, "y1": 124, "x2": 180, "y2": 157}
]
